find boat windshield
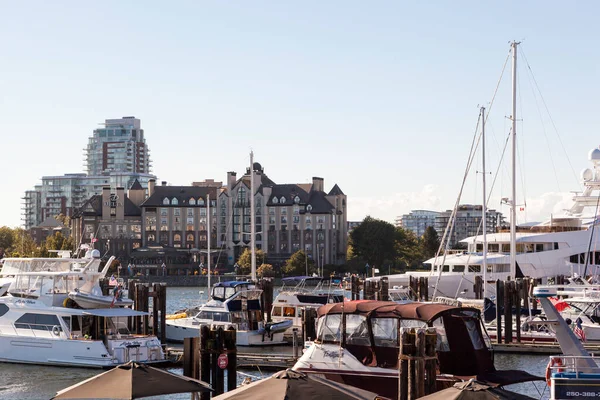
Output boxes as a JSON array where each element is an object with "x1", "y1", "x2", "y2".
[
  {"x1": 196, "y1": 311, "x2": 231, "y2": 322},
  {"x1": 212, "y1": 286, "x2": 236, "y2": 300}
]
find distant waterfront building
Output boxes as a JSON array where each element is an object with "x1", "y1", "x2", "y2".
[
  {"x1": 22, "y1": 187, "x2": 42, "y2": 229},
  {"x1": 219, "y1": 163, "x2": 348, "y2": 268},
  {"x1": 434, "y1": 204, "x2": 504, "y2": 248},
  {"x1": 86, "y1": 116, "x2": 151, "y2": 176},
  {"x1": 22, "y1": 117, "x2": 156, "y2": 229},
  {"x1": 396, "y1": 210, "x2": 440, "y2": 238},
  {"x1": 72, "y1": 182, "x2": 145, "y2": 262},
  {"x1": 30, "y1": 217, "x2": 70, "y2": 245}
]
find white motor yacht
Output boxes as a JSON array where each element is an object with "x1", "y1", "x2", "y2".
[
  {"x1": 0, "y1": 252, "x2": 165, "y2": 367},
  {"x1": 271, "y1": 276, "x2": 345, "y2": 339},
  {"x1": 166, "y1": 281, "x2": 291, "y2": 346},
  {"x1": 376, "y1": 146, "x2": 600, "y2": 299}
]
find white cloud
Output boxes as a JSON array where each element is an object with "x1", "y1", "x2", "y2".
[
  {"x1": 349, "y1": 187, "x2": 578, "y2": 225},
  {"x1": 348, "y1": 184, "x2": 442, "y2": 223}
]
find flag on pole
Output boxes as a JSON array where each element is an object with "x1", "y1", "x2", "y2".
[{"x1": 574, "y1": 317, "x2": 586, "y2": 342}]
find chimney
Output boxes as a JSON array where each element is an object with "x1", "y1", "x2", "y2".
[
  {"x1": 148, "y1": 179, "x2": 156, "y2": 197},
  {"x1": 102, "y1": 187, "x2": 111, "y2": 218},
  {"x1": 161, "y1": 181, "x2": 167, "y2": 186},
  {"x1": 227, "y1": 171, "x2": 237, "y2": 190},
  {"x1": 312, "y1": 177, "x2": 324, "y2": 192},
  {"x1": 116, "y1": 187, "x2": 125, "y2": 219}
]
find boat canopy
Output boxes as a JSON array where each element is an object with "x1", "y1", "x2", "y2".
[
  {"x1": 215, "y1": 281, "x2": 252, "y2": 288},
  {"x1": 317, "y1": 300, "x2": 471, "y2": 323}
]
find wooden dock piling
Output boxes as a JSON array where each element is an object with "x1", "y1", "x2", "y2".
[{"x1": 398, "y1": 327, "x2": 437, "y2": 399}]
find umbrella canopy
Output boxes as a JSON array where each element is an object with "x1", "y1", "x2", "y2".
[
  {"x1": 417, "y1": 379, "x2": 535, "y2": 400},
  {"x1": 213, "y1": 369, "x2": 387, "y2": 400},
  {"x1": 52, "y1": 361, "x2": 212, "y2": 399}
]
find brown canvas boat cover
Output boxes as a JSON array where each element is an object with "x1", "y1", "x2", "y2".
[
  {"x1": 52, "y1": 361, "x2": 212, "y2": 399},
  {"x1": 212, "y1": 369, "x2": 388, "y2": 400},
  {"x1": 317, "y1": 300, "x2": 474, "y2": 322}
]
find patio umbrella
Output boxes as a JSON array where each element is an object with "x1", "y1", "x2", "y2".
[
  {"x1": 417, "y1": 379, "x2": 535, "y2": 400},
  {"x1": 212, "y1": 369, "x2": 387, "y2": 400},
  {"x1": 52, "y1": 361, "x2": 212, "y2": 399}
]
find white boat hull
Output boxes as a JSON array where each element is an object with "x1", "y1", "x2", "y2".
[{"x1": 166, "y1": 320, "x2": 286, "y2": 346}]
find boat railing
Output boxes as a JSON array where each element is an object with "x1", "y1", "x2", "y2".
[{"x1": 549, "y1": 355, "x2": 600, "y2": 376}]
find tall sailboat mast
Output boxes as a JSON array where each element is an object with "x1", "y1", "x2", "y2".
[
  {"x1": 510, "y1": 41, "x2": 519, "y2": 279},
  {"x1": 207, "y1": 193, "x2": 211, "y2": 293},
  {"x1": 481, "y1": 106, "x2": 488, "y2": 299},
  {"x1": 250, "y1": 151, "x2": 257, "y2": 282}
]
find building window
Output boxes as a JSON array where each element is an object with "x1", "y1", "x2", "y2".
[
  {"x1": 186, "y1": 217, "x2": 194, "y2": 231},
  {"x1": 187, "y1": 233, "x2": 194, "y2": 241},
  {"x1": 174, "y1": 234, "x2": 181, "y2": 242},
  {"x1": 171, "y1": 198, "x2": 179, "y2": 205},
  {"x1": 163, "y1": 198, "x2": 170, "y2": 205},
  {"x1": 145, "y1": 215, "x2": 156, "y2": 231},
  {"x1": 161, "y1": 208, "x2": 168, "y2": 216},
  {"x1": 147, "y1": 234, "x2": 155, "y2": 242},
  {"x1": 280, "y1": 196, "x2": 286, "y2": 204},
  {"x1": 306, "y1": 204, "x2": 312, "y2": 212},
  {"x1": 187, "y1": 209, "x2": 194, "y2": 217},
  {"x1": 294, "y1": 196, "x2": 300, "y2": 204},
  {"x1": 272, "y1": 197, "x2": 278, "y2": 204},
  {"x1": 160, "y1": 232, "x2": 168, "y2": 244},
  {"x1": 189, "y1": 198, "x2": 196, "y2": 205},
  {"x1": 174, "y1": 208, "x2": 181, "y2": 216},
  {"x1": 293, "y1": 206, "x2": 299, "y2": 215},
  {"x1": 281, "y1": 208, "x2": 287, "y2": 215}
]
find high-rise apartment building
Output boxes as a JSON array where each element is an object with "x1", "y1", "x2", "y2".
[
  {"x1": 396, "y1": 210, "x2": 440, "y2": 238},
  {"x1": 22, "y1": 117, "x2": 156, "y2": 229},
  {"x1": 434, "y1": 204, "x2": 504, "y2": 248},
  {"x1": 86, "y1": 116, "x2": 150, "y2": 175}
]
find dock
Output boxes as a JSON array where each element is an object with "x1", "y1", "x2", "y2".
[
  {"x1": 492, "y1": 342, "x2": 600, "y2": 354},
  {"x1": 166, "y1": 347, "x2": 298, "y2": 370}
]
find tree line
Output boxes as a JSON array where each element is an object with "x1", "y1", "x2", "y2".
[
  {"x1": 347, "y1": 216, "x2": 440, "y2": 275},
  {"x1": 0, "y1": 226, "x2": 74, "y2": 259}
]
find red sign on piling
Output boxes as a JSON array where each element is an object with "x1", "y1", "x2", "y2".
[{"x1": 218, "y1": 353, "x2": 228, "y2": 369}]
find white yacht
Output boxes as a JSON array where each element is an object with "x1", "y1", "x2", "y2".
[
  {"x1": 271, "y1": 276, "x2": 345, "y2": 339},
  {"x1": 166, "y1": 281, "x2": 291, "y2": 346},
  {"x1": 0, "y1": 252, "x2": 165, "y2": 367},
  {"x1": 378, "y1": 147, "x2": 600, "y2": 299}
]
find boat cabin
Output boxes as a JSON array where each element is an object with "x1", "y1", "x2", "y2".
[{"x1": 315, "y1": 301, "x2": 541, "y2": 385}]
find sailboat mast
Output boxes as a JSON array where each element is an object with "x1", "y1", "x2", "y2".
[
  {"x1": 510, "y1": 41, "x2": 519, "y2": 279},
  {"x1": 481, "y1": 106, "x2": 488, "y2": 300},
  {"x1": 250, "y1": 151, "x2": 257, "y2": 282},
  {"x1": 207, "y1": 193, "x2": 211, "y2": 292}
]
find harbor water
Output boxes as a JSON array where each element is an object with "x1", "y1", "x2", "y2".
[{"x1": 0, "y1": 287, "x2": 554, "y2": 399}]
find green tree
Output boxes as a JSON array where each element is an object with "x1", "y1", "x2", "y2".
[
  {"x1": 283, "y1": 250, "x2": 315, "y2": 276},
  {"x1": 0, "y1": 226, "x2": 15, "y2": 251},
  {"x1": 349, "y1": 216, "x2": 396, "y2": 270},
  {"x1": 45, "y1": 232, "x2": 75, "y2": 255},
  {"x1": 54, "y1": 213, "x2": 71, "y2": 228},
  {"x1": 12, "y1": 228, "x2": 39, "y2": 257},
  {"x1": 395, "y1": 226, "x2": 421, "y2": 268},
  {"x1": 421, "y1": 226, "x2": 440, "y2": 259},
  {"x1": 257, "y1": 263, "x2": 274, "y2": 277},
  {"x1": 236, "y1": 248, "x2": 267, "y2": 275}
]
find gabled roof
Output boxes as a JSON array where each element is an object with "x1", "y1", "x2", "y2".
[
  {"x1": 72, "y1": 194, "x2": 142, "y2": 218},
  {"x1": 328, "y1": 184, "x2": 345, "y2": 196},
  {"x1": 306, "y1": 190, "x2": 334, "y2": 214},
  {"x1": 141, "y1": 186, "x2": 217, "y2": 207},
  {"x1": 129, "y1": 179, "x2": 143, "y2": 190},
  {"x1": 36, "y1": 217, "x2": 65, "y2": 229}
]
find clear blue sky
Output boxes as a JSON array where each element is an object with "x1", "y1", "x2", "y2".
[{"x1": 1, "y1": 1, "x2": 599, "y2": 228}]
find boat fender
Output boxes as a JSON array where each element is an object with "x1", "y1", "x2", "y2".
[
  {"x1": 546, "y1": 357, "x2": 564, "y2": 386},
  {"x1": 52, "y1": 325, "x2": 61, "y2": 336}
]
